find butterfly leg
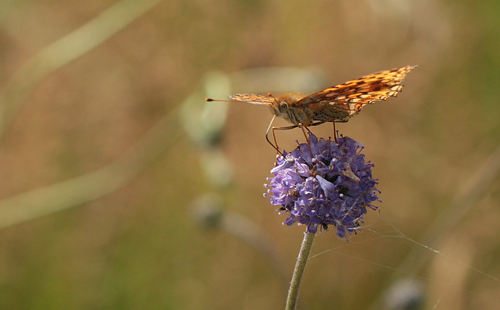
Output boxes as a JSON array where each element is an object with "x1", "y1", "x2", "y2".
[
  {"x1": 265, "y1": 115, "x2": 281, "y2": 154},
  {"x1": 332, "y1": 121, "x2": 337, "y2": 143},
  {"x1": 266, "y1": 115, "x2": 292, "y2": 156},
  {"x1": 308, "y1": 120, "x2": 339, "y2": 143},
  {"x1": 297, "y1": 123, "x2": 314, "y2": 157},
  {"x1": 265, "y1": 116, "x2": 300, "y2": 156},
  {"x1": 268, "y1": 124, "x2": 299, "y2": 155},
  {"x1": 303, "y1": 126, "x2": 314, "y2": 135}
]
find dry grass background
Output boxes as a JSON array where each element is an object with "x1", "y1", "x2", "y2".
[{"x1": 0, "y1": 0, "x2": 500, "y2": 309}]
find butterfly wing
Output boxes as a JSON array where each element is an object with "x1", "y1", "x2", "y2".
[
  {"x1": 296, "y1": 65, "x2": 416, "y2": 122},
  {"x1": 229, "y1": 94, "x2": 276, "y2": 106}
]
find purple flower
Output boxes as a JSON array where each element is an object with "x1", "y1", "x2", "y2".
[{"x1": 265, "y1": 134, "x2": 380, "y2": 239}]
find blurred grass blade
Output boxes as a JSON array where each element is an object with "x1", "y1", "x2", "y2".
[
  {"x1": 0, "y1": 0, "x2": 164, "y2": 140},
  {"x1": 0, "y1": 108, "x2": 179, "y2": 229}
]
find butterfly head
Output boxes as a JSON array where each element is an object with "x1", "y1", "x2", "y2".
[{"x1": 270, "y1": 93, "x2": 312, "y2": 126}]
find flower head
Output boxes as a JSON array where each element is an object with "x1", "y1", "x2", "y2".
[{"x1": 266, "y1": 134, "x2": 380, "y2": 239}]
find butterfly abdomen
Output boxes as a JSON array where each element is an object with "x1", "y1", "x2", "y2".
[{"x1": 311, "y1": 104, "x2": 351, "y2": 122}]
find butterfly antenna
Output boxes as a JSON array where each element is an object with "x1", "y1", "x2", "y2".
[{"x1": 205, "y1": 98, "x2": 241, "y2": 103}]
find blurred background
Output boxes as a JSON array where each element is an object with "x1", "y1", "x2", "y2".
[{"x1": 0, "y1": 0, "x2": 499, "y2": 309}]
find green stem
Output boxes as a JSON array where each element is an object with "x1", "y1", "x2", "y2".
[{"x1": 285, "y1": 231, "x2": 316, "y2": 310}]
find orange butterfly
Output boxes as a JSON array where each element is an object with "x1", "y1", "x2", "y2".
[{"x1": 207, "y1": 65, "x2": 416, "y2": 152}]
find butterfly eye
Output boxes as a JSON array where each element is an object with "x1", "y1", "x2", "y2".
[{"x1": 278, "y1": 101, "x2": 289, "y2": 111}]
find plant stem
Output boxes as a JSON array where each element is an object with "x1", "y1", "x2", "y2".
[{"x1": 285, "y1": 231, "x2": 316, "y2": 310}]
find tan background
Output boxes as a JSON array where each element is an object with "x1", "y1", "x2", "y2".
[{"x1": 0, "y1": 0, "x2": 499, "y2": 309}]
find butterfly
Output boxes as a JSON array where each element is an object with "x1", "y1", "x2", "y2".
[{"x1": 207, "y1": 65, "x2": 416, "y2": 152}]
